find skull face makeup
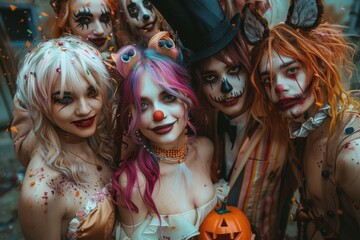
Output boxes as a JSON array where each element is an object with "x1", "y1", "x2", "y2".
[
  {"x1": 68, "y1": 0, "x2": 113, "y2": 52},
  {"x1": 121, "y1": 0, "x2": 160, "y2": 40},
  {"x1": 200, "y1": 56, "x2": 248, "y2": 118}
]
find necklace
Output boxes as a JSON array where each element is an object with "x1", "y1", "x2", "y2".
[
  {"x1": 70, "y1": 151, "x2": 103, "y2": 171},
  {"x1": 153, "y1": 143, "x2": 188, "y2": 164}
]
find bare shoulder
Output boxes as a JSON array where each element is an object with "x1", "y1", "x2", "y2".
[
  {"x1": 19, "y1": 157, "x2": 65, "y2": 239},
  {"x1": 117, "y1": 163, "x2": 147, "y2": 194},
  {"x1": 115, "y1": 161, "x2": 149, "y2": 226},
  {"x1": 20, "y1": 157, "x2": 66, "y2": 209},
  {"x1": 188, "y1": 136, "x2": 214, "y2": 168},
  {"x1": 190, "y1": 136, "x2": 214, "y2": 154}
]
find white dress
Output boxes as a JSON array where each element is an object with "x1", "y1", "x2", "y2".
[{"x1": 115, "y1": 180, "x2": 232, "y2": 240}]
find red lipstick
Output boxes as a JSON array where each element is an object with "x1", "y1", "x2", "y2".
[{"x1": 72, "y1": 116, "x2": 96, "y2": 128}]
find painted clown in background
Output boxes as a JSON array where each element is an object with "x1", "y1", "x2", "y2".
[
  {"x1": 117, "y1": 0, "x2": 171, "y2": 46},
  {"x1": 249, "y1": 0, "x2": 360, "y2": 238},
  {"x1": 151, "y1": 0, "x2": 296, "y2": 239},
  {"x1": 49, "y1": 0, "x2": 118, "y2": 53}
]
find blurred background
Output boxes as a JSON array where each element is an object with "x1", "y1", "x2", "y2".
[{"x1": 0, "y1": 0, "x2": 359, "y2": 239}]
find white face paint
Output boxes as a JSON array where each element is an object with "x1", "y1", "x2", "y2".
[
  {"x1": 259, "y1": 49, "x2": 315, "y2": 121},
  {"x1": 122, "y1": 0, "x2": 160, "y2": 40},
  {"x1": 68, "y1": 0, "x2": 113, "y2": 52},
  {"x1": 51, "y1": 78, "x2": 103, "y2": 139},
  {"x1": 136, "y1": 74, "x2": 187, "y2": 149},
  {"x1": 200, "y1": 57, "x2": 247, "y2": 118}
]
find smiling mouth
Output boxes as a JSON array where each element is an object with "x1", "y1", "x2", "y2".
[
  {"x1": 72, "y1": 116, "x2": 96, "y2": 128},
  {"x1": 90, "y1": 38, "x2": 107, "y2": 47},
  {"x1": 150, "y1": 121, "x2": 176, "y2": 135},
  {"x1": 210, "y1": 88, "x2": 245, "y2": 106}
]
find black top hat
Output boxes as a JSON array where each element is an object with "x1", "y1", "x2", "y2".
[{"x1": 152, "y1": 0, "x2": 240, "y2": 62}]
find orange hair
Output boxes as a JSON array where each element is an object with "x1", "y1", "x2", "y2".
[{"x1": 250, "y1": 23, "x2": 359, "y2": 135}]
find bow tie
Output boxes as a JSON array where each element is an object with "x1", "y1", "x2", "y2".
[{"x1": 218, "y1": 113, "x2": 237, "y2": 150}]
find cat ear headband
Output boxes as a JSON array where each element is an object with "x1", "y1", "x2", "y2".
[
  {"x1": 111, "y1": 31, "x2": 179, "y2": 79},
  {"x1": 242, "y1": 0, "x2": 324, "y2": 45}
]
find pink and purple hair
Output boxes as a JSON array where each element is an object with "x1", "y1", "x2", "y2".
[{"x1": 112, "y1": 47, "x2": 199, "y2": 218}]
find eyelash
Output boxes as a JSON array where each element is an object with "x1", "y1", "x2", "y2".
[
  {"x1": 140, "y1": 94, "x2": 177, "y2": 112},
  {"x1": 53, "y1": 96, "x2": 72, "y2": 105}
]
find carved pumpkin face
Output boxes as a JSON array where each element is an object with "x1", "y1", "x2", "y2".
[{"x1": 199, "y1": 203, "x2": 252, "y2": 240}]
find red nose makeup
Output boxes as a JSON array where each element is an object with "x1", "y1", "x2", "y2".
[
  {"x1": 275, "y1": 85, "x2": 284, "y2": 93},
  {"x1": 153, "y1": 110, "x2": 165, "y2": 121}
]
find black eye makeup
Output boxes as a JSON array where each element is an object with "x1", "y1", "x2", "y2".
[
  {"x1": 73, "y1": 7, "x2": 93, "y2": 30},
  {"x1": 52, "y1": 91, "x2": 73, "y2": 105},
  {"x1": 142, "y1": 0, "x2": 153, "y2": 11},
  {"x1": 87, "y1": 86, "x2": 99, "y2": 98},
  {"x1": 100, "y1": 8, "x2": 112, "y2": 28},
  {"x1": 228, "y1": 65, "x2": 242, "y2": 75},
  {"x1": 127, "y1": 2, "x2": 139, "y2": 19}
]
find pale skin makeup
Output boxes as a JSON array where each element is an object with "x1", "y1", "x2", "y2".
[
  {"x1": 19, "y1": 77, "x2": 112, "y2": 240},
  {"x1": 51, "y1": 78, "x2": 103, "y2": 139},
  {"x1": 122, "y1": 0, "x2": 160, "y2": 40},
  {"x1": 200, "y1": 57, "x2": 247, "y2": 118},
  {"x1": 259, "y1": 50, "x2": 315, "y2": 121},
  {"x1": 136, "y1": 73, "x2": 187, "y2": 149},
  {"x1": 67, "y1": 0, "x2": 112, "y2": 52}
]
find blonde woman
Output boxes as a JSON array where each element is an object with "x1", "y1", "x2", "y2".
[{"x1": 17, "y1": 36, "x2": 115, "y2": 240}]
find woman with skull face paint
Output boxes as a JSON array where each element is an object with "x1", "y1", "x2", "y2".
[
  {"x1": 111, "y1": 32, "x2": 216, "y2": 239},
  {"x1": 151, "y1": 1, "x2": 295, "y2": 239},
  {"x1": 250, "y1": 0, "x2": 360, "y2": 238}
]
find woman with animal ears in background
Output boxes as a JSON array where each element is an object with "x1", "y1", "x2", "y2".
[
  {"x1": 220, "y1": 0, "x2": 287, "y2": 28},
  {"x1": 249, "y1": 0, "x2": 360, "y2": 238},
  {"x1": 151, "y1": 1, "x2": 296, "y2": 239},
  {"x1": 111, "y1": 32, "x2": 217, "y2": 240},
  {"x1": 16, "y1": 36, "x2": 115, "y2": 240},
  {"x1": 11, "y1": 0, "x2": 122, "y2": 168}
]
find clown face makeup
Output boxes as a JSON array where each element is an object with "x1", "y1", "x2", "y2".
[
  {"x1": 136, "y1": 73, "x2": 187, "y2": 149},
  {"x1": 259, "y1": 50, "x2": 315, "y2": 121},
  {"x1": 68, "y1": 0, "x2": 112, "y2": 52},
  {"x1": 200, "y1": 57, "x2": 247, "y2": 118},
  {"x1": 51, "y1": 77, "x2": 103, "y2": 139},
  {"x1": 122, "y1": 0, "x2": 160, "y2": 40}
]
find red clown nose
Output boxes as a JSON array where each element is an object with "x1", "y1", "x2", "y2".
[{"x1": 153, "y1": 110, "x2": 165, "y2": 121}]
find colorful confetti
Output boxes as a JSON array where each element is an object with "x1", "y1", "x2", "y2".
[
  {"x1": 9, "y1": 5, "x2": 17, "y2": 11},
  {"x1": 26, "y1": 40, "x2": 31, "y2": 48},
  {"x1": 10, "y1": 126, "x2": 18, "y2": 133},
  {"x1": 30, "y1": 181, "x2": 35, "y2": 187},
  {"x1": 40, "y1": 12, "x2": 48, "y2": 17}
]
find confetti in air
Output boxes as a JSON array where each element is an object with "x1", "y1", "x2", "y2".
[{"x1": 9, "y1": 5, "x2": 17, "y2": 11}]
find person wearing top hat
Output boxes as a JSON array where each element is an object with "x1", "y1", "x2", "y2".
[{"x1": 151, "y1": 1, "x2": 296, "y2": 239}]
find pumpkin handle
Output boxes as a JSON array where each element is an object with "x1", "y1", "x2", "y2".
[{"x1": 215, "y1": 198, "x2": 231, "y2": 214}]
